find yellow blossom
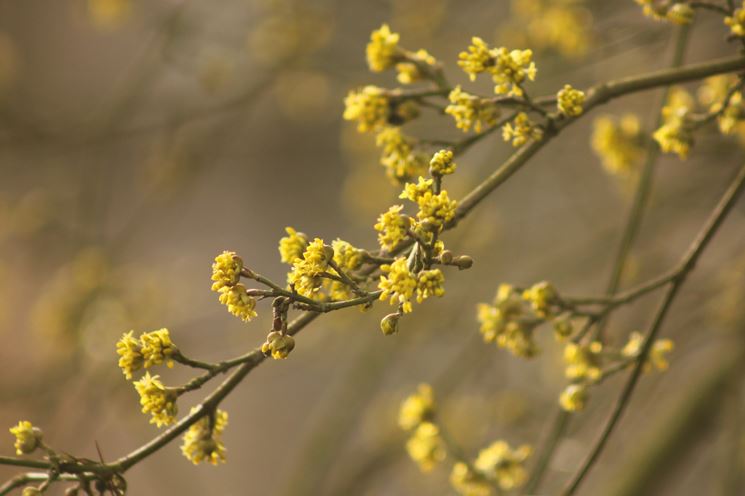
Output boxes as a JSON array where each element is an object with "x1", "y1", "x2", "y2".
[
  {"x1": 9, "y1": 421, "x2": 42, "y2": 455},
  {"x1": 653, "y1": 87, "x2": 694, "y2": 159},
  {"x1": 502, "y1": 112, "x2": 542, "y2": 147},
  {"x1": 559, "y1": 383, "x2": 588, "y2": 412},
  {"x1": 429, "y1": 149, "x2": 457, "y2": 176},
  {"x1": 416, "y1": 269, "x2": 445, "y2": 302},
  {"x1": 116, "y1": 330, "x2": 144, "y2": 380},
  {"x1": 477, "y1": 284, "x2": 538, "y2": 357},
  {"x1": 415, "y1": 190, "x2": 457, "y2": 229},
  {"x1": 445, "y1": 86, "x2": 500, "y2": 133},
  {"x1": 22, "y1": 488, "x2": 42, "y2": 496},
  {"x1": 210, "y1": 251, "x2": 242, "y2": 292},
  {"x1": 366, "y1": 24, "x2": 400, "y2": 72},
  {"x1": 396, "y1": 49, "x2": 436, "y2": 84},
  {"x1": 557, "y1": 84, "x2": 585, "y2": 117},
  {"x1": 521, "y1": 281, "x2": 557, "y2": 318},
  {"x1": 666, "y1": 4, "x2": 694, "y2": 24},
  {"x1": 591, "y1": 114, "x2": 644, "y2": 175},
  {"x1": 725, "y1": 2, "x2": 745, "y2": 37},
  {"x1": 343, "y1": 86, "x2": 390, "y2": 133},
  {"x1": 379, "y1": 257, "x2": 417, "y2": 313},
  {"x1": 399, "y1": 176, "x2": 434, "y2": 202},
  {"x1": 380, "y1": 312, "x2": 400, "y2": 335},
  {"x1": 134, "y1": 372, "x2": 178, "y2": 427},
  {"x1": 698, "y1": 76, "x2": 744, "y2": 135},
  {"x1": 140, "y1": 328, "x2": 177, "y2": 369},
  {"x1": 374, "y1": 205, "x2": 412, "y2": 251},
  {"x1": 218, "y1": 284, "x2": 258, "y2": 321},
  {"x1": 457, "y1": 36, "x2": 494, "y2": 80},
  {"x1": 458, "y1": 39, "x2": 536, "y2": 95},
  {"x1": 621, "y1": 331, "x2": 674, "y2": 371},
  {"x1": 399, "y1": 383, "x2": 435, "y2": 430},
  {"x1": 375, "y1": 127, "x2": 429, "y2": 183},
  {"x1": 278, "y1": 227, "x2": 308, "y2": 264},
  {"x1": 261, "y1": 331, "x2": 296, "y2": 360},
  {"x1": 564, "y1": 341, "x2": 603, "y2": 382},
  {"x1": 450, "y1": 462, "x2": 491, "y2": 496},
  {"x1": 474, "y1": 440, "x2": 531, "y2": 490},
  {"x1": 287, "y1": 238, "x2": 333, "y2": 297},
  {"x1": 405, "y1": 422, "x2": 446, "y2": 472},
  {"x1": 181, "y1": 407, "x2": 228, "y2": 465}
]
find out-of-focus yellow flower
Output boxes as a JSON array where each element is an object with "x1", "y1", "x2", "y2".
[
  {"x1": 591, "y1": 114, "x2": 644, "y2": 176},
  {"x1": 399, "y1": 383, "x2": 435, "y2": 430},
  {"x1": 375, "y1": 127, "x2": 429, "y2": 183},
  {"x1": 725, "y1": 2, "x2": 745, "y2": 37},
  {"x1": 279, "y1": 227, "x2": 308, "y2": 264},
  {"x1": 559, "y1": 383, "x2": 588, "y2": 412},
  {"x1": 564, "y1": 341, "x2": 603, "y2": 382},
  {"x1": 450, "y1": 462, "x2": 491, "y2": 496},
  {"x1": 181, "y1": 408, "x2": 228, "y2": 465},
  {"x1": 521, "y1": 281, "x2": 557, "y2": 318},
  {"x1": 557, "y1": 84, "x2": 585, "y2": 117},
  {"x1": 88, "y1": 0, "x2": 131, "y2": 30},
  {"x1": 474, "y1": 440, "x2": 531, "y2": 490},
  {"x1": 502, "y1": 112, "x2": 542, "y2": 147},
  {"x1": 405, "y1": 422, "x2": 446, "y2": 472},
  {"x1": 366, "y1": 24, "x2": 400, "y2": 72},
  {"x1": 653, "y1": 87, "x2": 694, "y2": 159},
  {"x1": 622, "y1": 331, "x2": 674, "y2": 371},
  {"x1": 9, "y1": 421, "x2": 42, "y2": 455}
]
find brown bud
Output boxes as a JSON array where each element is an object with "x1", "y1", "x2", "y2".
[
  {"x1": 380, "y1": 313, "x2": 400, "y2": 336},
  {"x1": 453, "y1": 255, "x2": 474, "y2": 270},
  {"x1": 439, "y1": 250, "x2": 454, "y2": 265}
]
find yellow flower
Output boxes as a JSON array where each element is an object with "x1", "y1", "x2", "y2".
[
  {"x1": 134, "y1": 372, "x2": 178, "y2": 427},
  {"x1": 521, "y1": 281, "x2": 557, "y2": 318},
  {"x1": 474, "y1": 440, "x2": 531, "y2": 490},
  {"x1": 591, "y1": 114, "x2": 644, "y2": 175},
  {"x1": 380, "y1": 312, "x2": 400, "y2": 335},
  {"x1": 287, "y1": 238, "x2": 333, "y2": 297},
  {"x1": 450, "y1": 462, "x2": 491, "y2": 496},
  {"x1": 416, "y1": 190, "x2": 457, "y2": 229},
  {"x1": 405, "y1": 422, "x2": 446, "y2": 472},
  {"x1": 343, "y1": 85, "x2": 390, "y2": 133},
  {"x1": 211, "y1": 251, "x2": 242, "y2": 292},
  {"x1": 332, "y1": 239, "x2": 362, "y2": 272},
  {"x1": 552, "y1": 315, "x2": 573, "y2": 341},
  {"x1": 374, "y1": 205, "x2": 412, "y2": 251},
  {"x1": 396, "y1": 49, "x2": 436, "y2": 85},
  {"x1": 621, "y1": 331, "x2": 674, "y2": 371},
  {"x1": 725, "y1": 2, "x2": 745, "y2": 37},
  {"x1": 559, "y1": 383, "x2": 588, "y2": 412},
  {"x1": 9, "y1": 421, "x2": 42, "y2": 455},
  {"x1": 698, "y1": 76, "x2": 744, "y2": 135},
  {"x1": 429, "y1": 149, "x2": 457, "y2": 176},
  {"x1": 218, "y1": 284, "x2": 258, "y2": 321},
  {"x1": 445, "y1": 86, "x2": 500, "y2": 133},
  {"x1": 181, "y1": 407, "x2": 228, "y2": 465},
  {"x1": 116, "y1": 330, "x2": 144, "y2": 380},
  {"x1": 376, "y1": 127, "x2": 429, "y2": 183},
  {"x1": 458, "y1": 38, "x2": 536, "y2": 96},
  {"x1": 666, "y1": 4, "x2": 694, "y2": 24},
  {"x1": 366, "y1": 24, "x2": 400, "y2": 72},
  {"x1": 399, "y1": 383, "x2": 435, "y2": 430},
  {"x1": 416, "y1": 269, "x2": 445, "y2": 303},
  {"x1": 399, "y1": 176, "x2": 434, "y2": 203},
  {"x1": 477, "y1": 284, "x2": 538, "y2": 357},
  {"x1": 140, "y1": 328, "x2": 177, "y2": 369},
  {"x1": 653, "y1": 87, "x2": 694, "y2": 159},
  {"x1": 22, "y1": 488, "x2": 42, "y2": 496},
  {"x1": 379, "y1": 257, "x2": 417, "y2": 313},
  {"x1": 564, "y1": 341, "x2": 603, "y2": 382},
  {"x1": 502, "y1": 112, "x2": 542, "y2": 147},
  {"x1": 261, "y1": 331, "x2": 296, "y2": 360},
  {"x1": 278, "y1": 227, "x2": 308, "y2": 264},
  {"x1": 557, "y1": 84, "x2": 585, "y2": 116},
  {"x1": 457, "y1": 36, "x2": 494, "y2": 80}
]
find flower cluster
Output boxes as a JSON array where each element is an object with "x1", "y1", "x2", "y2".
[
  {"x1": 181, "y1": 408, "x2": 228, "y2": 465},
  {"x1": 635, "y1": 1, "x2": 693, "y2": 24},
  {"x1": 211, "y1": 251, "x2": 257, "y2": 322},
  {"x1": 117, "y1": 328, "x2": 177, "y2": 380},
  {"x1": 725, "y1": 2, "x2": 745, "y2": 37},
  {"x1": 399, "y1": 384, "x2": 445, "y2": 472},
  {"x1": 477, "y1": 284, "x2": 539, "y2": 357},
  {"x1": 429, "y1": 149, "x2": 457, "y2": 176},
  {"x1": 621, "y1": 331, "x2": 674, "y2": 371},
  {"x1": 396, "y1": 49, "x2": 437, "y2": 85},
  {"x1": 557, "y1": 84, "x2": 585, "y2": 117},
  {"x1": 134, "y1": 372, "x2": 178, "y2": 427},
  {"x1": 399, "y1": 175, "x2": 457, "y2": 229},
  {"x1": 261, "y1": 331, "x2": 296, "y2": 359},
  {"x1": 445, "y1": 86, "x2": 500, "y2": 133},
  {"x1": 366, "y1": 24, "x2": 400, "y2": 72},
  {"x1": 450, "y1": 463, "x2": 491, "y2": 496},
  {"x1": 591, "y1": 114, "x2": 644, "y2": 176},
  {"x1": 502, "y1": 112, "x2": 542, "y2": 147},
  {"x1": 474, "y1": 441, "x2": 532, "y2": 490},
  {"x1": 458, "y1": 38, "x2": 537, "y2": 96},
  {"x1": 399, "y1": 383, "x2": 435, "y2": 430},
  {"x1": 9, "y1": 421, "x2": 42, "y2": 456},
  {"x1": 653, "y1": 87, "x2": 694, "y2": 159},
  {"x1": 279, "y1": 227, "x2": 308, "y2": 264},
  {"x1": 375, "y1": 126, "x2": 429, "y2": 183},
  {"x1": 698, "y1": 75, "x2": 745, "y2": 135},
  {"x1": 378, "y1": 258, "x2": 419, "y2": 313},
  {"x1": 374, "y1": 205, "x2": 412, "y2": 251},
  {"x1": 343, "y1": 85, "x2": 390, "y2": 133},
  {"x1": 287, "y1": 238, "x2": 334, "y2": 298}
]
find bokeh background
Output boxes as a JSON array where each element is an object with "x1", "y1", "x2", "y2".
[{"x1": 1, "y1": 0, "x2": 744, "y2": 494}]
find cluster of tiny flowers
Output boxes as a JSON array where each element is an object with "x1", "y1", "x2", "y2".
[
  {"x1": 635, "y1": 1, "x2": 693, "y2": 24},
  {"x1": 278, "y1": 227, "x2": 308, "y2": 264},
  {"x1": 474, "y1": 441, "x2": 532, "y2": 490},
  {"x1": 502, "y1": 112, "x2": 542, "y2": 147},
  {"x1": 211, "y1": 251, "x2": 257, "y2": 322},
  {"x1": 399, "y1": 384, "x2": 445, "y2": 472},
  {"x1": 557, "y1": 84, "x2": 586, "y2": 117},
  {"x1": 399, "y1": 176, "x2": 457, "y2": 229},
  {"x1": 450, "y1": 462, "x2": 491, "y2": 496},
  {"x1": 446, "y1": 86, "x2": 500, "y2": 133},
  {"x1": 9, "y1": 421, "x2": 42, "y2": 455},
  {"x1": 396, "y1": 49, "x2": 436, "y2": 85},
  {"x1": 261, "y1": 331, "x2": 296, "y2": 359},
  {"x1": 375, "y1": 127, "x2": 429, "y2": 183},
  {"x1": 399, "y1": 383, "x2": 435, "y2": 430},
  {"x1": 366, "y1": 24, "x2": 400, "y2": 72},
  {"x1": 134, "y1": 372, "x2": 178, "y2": 427},
  {"x1": 429, "y1": 149, "x2": 457, "y2": 176},
  {"x1": 591, "y1": 114, "x2": 644, "y2": 176},
  {"x1": 698, "y1": 76, "x2": 745, "y2": 135},
  {"x1": 725, "y1": 2, "x2": 745, "y2": 37},
  {"x1": 378, "y1": 258, "x2": 418, "y2": 313},
  {"x1": 287, "y1": 238, "x2": 334, "y2": 298},
  {"x1": 181, "y1": 408, "x2": 228, "y2": 465},
  {"x1": 343, "y1": 85, "x2": 390, "y2": 133},
  {"x1": 477, "y1": 284, "x2": 538, "y2": 357},
  {"x1": 653, "y1": 87, "x2": 694, "y2": 159},
  {"x1": 621, "y1": 331, "x2": 674, "y2": 371},
  {"x1": 564, "y1": 341, "x2": 604, "y2": 382},
  {"x1": 116, "y1": 328, "x2": 177, "y2": 380},
  {"x1": 374, "y1": 205, "x2": 412, "y2": 251},
  {"x1": 458, "y1": 38, "x2": 537, "y2": 96}
]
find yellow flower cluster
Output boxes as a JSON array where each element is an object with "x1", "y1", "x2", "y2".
[
  {"x1": 343, "y1": 85, "x2": 390, "y2": 133},
  {"x1": 134, "y1": 372, "x2": 178, "y2": 427},
  {"x1": 399, "y1": 176, "x2": 457, "y2": 229},
  {"x1": 559, "y1": 383, "x2": 588, "y2": 412},
  {"x1": 287, "y1": 238, "x2": 334, "y2": 298},
  {"x1": 396, "y1": 49, "x2": 436, "y2": 85},
  {"x1": 379, "y1": 258, "x2": 418, "y2": 313},
  {"x1": 375, "y1": 126, "x2": 429, "y2": 183},
  {"x1": 502, "y1": 112, "x2": 542, "y2": 147},
  {"x1": 366, "y1": 24, "x2": 400, "y2": 72},
  {"x1": 622, "y1": 331, "x2": 674, "y2": 371},
  {"x1": 725, "y1": 2, "x2": 745, "y2": 36},
  {"x1": 261, "y1": 331, "x2": 296, "y2": 360},
  {"x1": 278, "y1": 227, "x2": 308, "y2": 264},
  {"x1": 406, "y1": 422, "x2": 446, "y2": 472},
  {"x1": 653, "y1": 87, "x2": 694, "y2": 159},
  {"x1": 477, "y1": 284, "x2": 538, "y2": 358},
  {"x1": 9, "y1": 421, "x2": 42, "y2": 455},
  {"x1": 446, "y1": 86, "x2": 500, "y2": 133},
  {"x1": 374, "y1": 205, "x2": 412, "y2": 251},
  {"x1": 564, "y1": 341, "x2": 604, "y2": 382},
  {"x1": 557, "y1": 84, "x2": 585, "y2": 117},
  {"x1": 474, "y1": 440, "x2": 532, "y2": 490},
  {"x1": 181, "y1": 408, "x2": 228, "y2": 465},
  {"x1": 458, "y1": 38, "x2": 537, "y2": 96},
  {"x1": 399, "y1": 383, "x2": 435, "y2": 430},
  {"x1": 429, "y1": 149, "x2": 457, "y2": 176},
  {"x1": 698, "y1": 76, "x2": 744, "y2": 135},
  {"x1": 117, "y1": 328, "x2": 177, "y2": 380},
  {"x1": 416, "y1": 268, "x2": 446, "y2": 302},
  {"x1": 522, "y1": 281, "x2": 557, "y2": 318},
  {"x1": 591, "y1": 114, "x2": 644, "y2": 176},
  {"x1": 450, "y1": 462, "x2": 491, "y2": 496},
  {"x1": 211, "y1": 251, "x2": 257, "y2": 322},
  {"x1": 635, "y1": 1, "x2": 693, "y2": 24}
]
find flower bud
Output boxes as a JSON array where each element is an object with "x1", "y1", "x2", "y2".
[
  {"x1": 439, "y1": 250, "x2": 454, "y2": 265},
  {"x1": 453, "y1": 255, "x2": 473, "y2": 270},
  {"x1": 380, "y1": 313, "x2": 401, "y2": 335}
]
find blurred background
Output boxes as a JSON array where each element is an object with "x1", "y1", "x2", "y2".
[{"x1": 0, "y1": 0, "x2": 744, "y2": 494}]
